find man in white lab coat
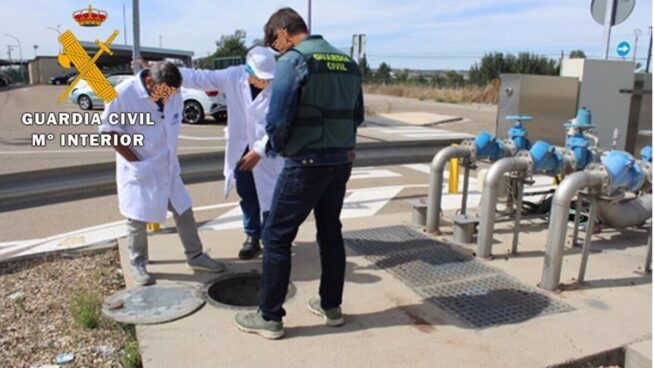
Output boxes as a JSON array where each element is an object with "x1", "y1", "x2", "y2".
[
  {"x1": 179, "y1": 46, "x2": 284, "y2": 260},
  {"x1": 100, "y1": 61, "x2": 225, "y2": 286}
]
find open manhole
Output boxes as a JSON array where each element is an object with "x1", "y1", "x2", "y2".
[{"x1": 202, "y1": 272, "x2": 296, "y2": 310}]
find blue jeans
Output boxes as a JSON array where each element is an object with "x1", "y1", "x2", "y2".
[
  {"x1": 259, "y1": 161, "x2": 353, "y2": 321},
  {"x1": 235, "y1": 148, "x2": 268, "y2": 239}
]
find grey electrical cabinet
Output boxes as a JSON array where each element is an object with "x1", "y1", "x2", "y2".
[
  {"x1": 560, "y1": 59, "x2": 637, "y2": 152},
  {"x1": 496, "y1": 74, "x2": 580, "y2": 146}
]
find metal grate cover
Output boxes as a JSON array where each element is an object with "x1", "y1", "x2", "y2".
[
  {"x1": 344, "y1": 225, "x2": 573, "y2": 328},
  {"x1": 417, "y1": 275, "x2": 574, "y2": 328},
  {"x1": 374, "y1": 246, "x2": 496, "y2": 286}
]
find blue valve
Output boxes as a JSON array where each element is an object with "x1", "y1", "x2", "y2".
[
  {"x1": 565, "y1": 134, "x2": 592, "y2": 170},
  {"x1": 530, "y1": 140, "x2": 564, "y2": 175},
  {"x1": 640, "y1": 145, "x2": 652, "y2": 163},
  {"x1": 601, "y1": 150, "x2": 644, "y2": 192},
  {"x1": 474, "y1": 131, "x2": 506, "y2": 161},
  {"x1": 564, "y1": 107, "x2": 595, "y2": 130},
  {"x1": 506, "y1": 115, "x2": 532, "y2": 151}
]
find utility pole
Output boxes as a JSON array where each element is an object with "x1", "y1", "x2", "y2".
[
  {"x1": 132, "y1": 0, "x2": 141, "y2": 73},
  {"x1": 601, "y1": 0, "x2": 616, "y2": 60},
  {"x1": 122, "y1": 1, "x2": 128, "y2": 45},
  {"x1": 633, "y1": 28, "x2": 642, "y2": 63},
  {"x1": 646, "y1": 27, "x2": 653, "y2": 73},
  {"x1": 5, "y1": 33, "x2": 24, "y2": 81},
  {"x1": 33, "y1": 45, "x2": 38, "y2": 58},
  {"x1": 307, "y1": 0, "x2": 312, "y2": 33}
]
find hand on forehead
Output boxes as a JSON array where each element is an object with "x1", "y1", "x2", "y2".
[{"x1": 150, "y1": 83, "x2": 178, "y2": 102}]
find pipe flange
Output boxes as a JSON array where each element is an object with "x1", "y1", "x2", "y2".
[
  {"x1": 560, "y1": 148, "x2": 577, "y2": 175},
  {"x1": 586, "y1": 163, "x2": 611, "y2": 194},
  {"x1": 502, "y1": 138, "x2": 518, "y2": 157},
  {"x1": 461, "y1": 139, "x2": 476, "y2": 162},
  {"x1": 515, "y1": 150, "x2": 534, "y2": 176}
]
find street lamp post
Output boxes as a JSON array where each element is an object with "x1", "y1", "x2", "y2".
[
  {"x1": 5, "y1": 33, "x2": 25, "y2": 82},
  {"x1": 307, "y1": 0, "x2": 312, "y2": 33}
]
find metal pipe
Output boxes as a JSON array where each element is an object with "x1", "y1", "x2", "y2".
[
  {"x1": 426, "y1": 146, "x2": 472, "y2": 233},
  {"x1": 540, "y1": 170, "x2": 604, "y2": 291},
  {"x1": 571, "y1": 197, "x2": 583, "y2": 247},
  {"x1": 511, "y1": 180, "x2": 524, "y2": 254},
  {"x1": 596, "y1": 194, "x2": 652, "y2": 229},
  {"x1": 476, "y1": 156, "x2": 530, "y2": 258},
  {"x1": 646, "y1": 233, "x2": 652, "y2": 273},
  {"x1": 461, "y1": 165, "x2": 470, "y2": 215},
  {"x1": 577, "y1": 197, "x2": 599, "y2": 283}
]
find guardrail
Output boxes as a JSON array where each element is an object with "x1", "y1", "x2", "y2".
[{"x1": 0, "y1": 139, "x2": 457, "y2": 211}]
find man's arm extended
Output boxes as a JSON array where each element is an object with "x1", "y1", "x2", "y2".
[
  {"x1": 265, "y1": 53, "x2": 306, "y2": 155},
  {"x1": 179, "y1": 67, "x2": 233, "y2": 92}
]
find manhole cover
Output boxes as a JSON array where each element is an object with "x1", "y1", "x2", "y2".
[
  {"x1": 102, "y1": 284, "x2": 205, "y2": 325},
  {"x1": 202, "y1": 272, "x2": 296, "y2": 310}
]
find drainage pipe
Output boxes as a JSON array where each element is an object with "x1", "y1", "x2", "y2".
[
  {"x1": 540, "y1": 170, "x2": 605, "y2": 291},
  {"x1": 426, "y1": 145, "x2": 472, "y2": 233},
  {"x1": 476, "y1": 156, "x2": 530, "y2": 258},
  {"x1": 596, "y1": 194, "x2": 652, "y2": 229}
]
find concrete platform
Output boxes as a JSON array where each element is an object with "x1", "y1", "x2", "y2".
[{"x1": 117, "y1": 211, "x2": 652, "y2": 368}]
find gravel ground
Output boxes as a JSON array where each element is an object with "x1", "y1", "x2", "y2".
[{"x1": 0, "y1": 248, "x2": 136, "y2": 368}]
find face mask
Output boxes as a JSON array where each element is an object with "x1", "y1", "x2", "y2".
[
  {"x1": 245, "y1": 65, "x2": 271, "y2": 89},
  {"x1": 149, "y1": 83, "x2": 177, "y2": 103}
]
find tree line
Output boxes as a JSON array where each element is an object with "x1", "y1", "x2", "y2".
[
  {"x1": 196, "y1": 30, "x2": 587, "y2": 89},
  {"x1": 360, "y1": 50, "x2": 586, "y2": 87}
]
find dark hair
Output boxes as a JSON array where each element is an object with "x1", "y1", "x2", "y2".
[
  {"x1": 150, "y1": 61, "x2": 182, "y2": 88},
  {"x1": 263, "y1": 7, "x2": 308, "y2": 47}
]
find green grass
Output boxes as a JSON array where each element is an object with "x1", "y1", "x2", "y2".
[
  {"x1": 68, "y1": 291, "x2": 102, "y2": 329},
  {"x1": 14, "y1": 295, "x2": 26, "y2": 311},
  {"x1": 121, "y1": 340, "x2": 142, "y2": 368}
]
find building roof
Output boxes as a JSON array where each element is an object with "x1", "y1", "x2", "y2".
[{"x1": 79, "y1": 42, "x2": 194, "y2": 60}]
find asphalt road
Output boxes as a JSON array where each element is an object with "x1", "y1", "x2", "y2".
[
  {"x1": 1, "y1": 163, "x2": 436, "y2": 244},
  {"x1": 0, "y1": 85, "x2": 228, "y2": 174},
  {"x1": 0, "y1": 85, "x2": 496, "y2": 175}
]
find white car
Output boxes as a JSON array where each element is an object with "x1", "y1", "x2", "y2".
[{"x1": 70, "y1": 75, "x2": 227, "y2": 124}]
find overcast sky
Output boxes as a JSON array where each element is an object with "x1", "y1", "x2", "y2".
[{"x1": 2, "y1": 0, "x2": 652, "y2": 70}]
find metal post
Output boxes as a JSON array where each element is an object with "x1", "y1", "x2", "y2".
[
  {"x1": 577, "y1": 197, "x2": 598, "y2": 283},
  {"x1": 307, "y1": 0, "x2": 312, "y2": 33},
  {"x1": 601, "y1": 0, "x2": 616, "y2": 60},
  {"x1": 645, "y1": 232, "x2": 652, "y2": 273},
  {"x1": 122, "y1": 1, "x2": 128, "y2": 45},
  {"x1": 5, "y1": 33, "x2": 24, "y2": 82},
  {"x1": 633, "y1": 29, "x2": 641, "y2": 63},
  {"x1": 448, "y1": 155, "x2": 459, "y2": 194},
  {"x1": 511, "y1": 179, "x2": 524, "y2": 254},
  {"x1": 132, "y1": 0, "x2": 141, "y2": 74},
  {"x1": 460, "y1": 165, "x2": 470, "y2": 215},
  {"x1": 646, "y1": 27, "x2": 653, "y2": 73},
  {"x1": 571, "y1": 197, "x2": 583, "y2": 247}
]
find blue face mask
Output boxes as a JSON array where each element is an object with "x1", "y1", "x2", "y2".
[{"x1": 244, "y1": 64, "x2": 256, "y2": 77}]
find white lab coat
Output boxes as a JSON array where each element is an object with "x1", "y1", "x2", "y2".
[
  {"x1": 99, "y1": 72, "x2": 191, "y2": 223},
  {"x1": 180, "y1": 67, "x2": 283, "y2": 212}
]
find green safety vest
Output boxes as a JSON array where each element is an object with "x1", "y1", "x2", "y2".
[{"x1": 283, "y1": 36, "x2": 362, "y2": 157}]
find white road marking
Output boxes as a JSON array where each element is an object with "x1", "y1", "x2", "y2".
[
  {"x1": 199, "y1": 205, "x2": 243, "y2": 232},
  {"x1": 341, "y1": 186, "x2": 404, "y2": 219},
  {"x1": 0, "y1": 146, "x2": 224, "y2": 155},
  {"x1": 179, "y1": 135, "x2": 225, "y2": 141},
  {"x1": 350, "y1": 167, "x2": 401, "y2": 180},
  {"x1": 403, "y1": 164, "x2": 431, "y2": 174}
]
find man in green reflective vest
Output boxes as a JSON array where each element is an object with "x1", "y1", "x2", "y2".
[{"x1": 234, "y1": 7, "x2": 364, "y2": 339}]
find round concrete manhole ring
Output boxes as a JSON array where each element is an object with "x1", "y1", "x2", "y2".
[
  {"x1": 202, "y1": 272, "x2": 296, "y2": 310},
  {"x1": 102, "y1": 284, "x2": 205, "y2": 325}
]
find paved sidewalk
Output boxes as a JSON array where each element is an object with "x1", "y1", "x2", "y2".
[{"x1": 116, "y1": 209, "x2": 652, "y2": 368}]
